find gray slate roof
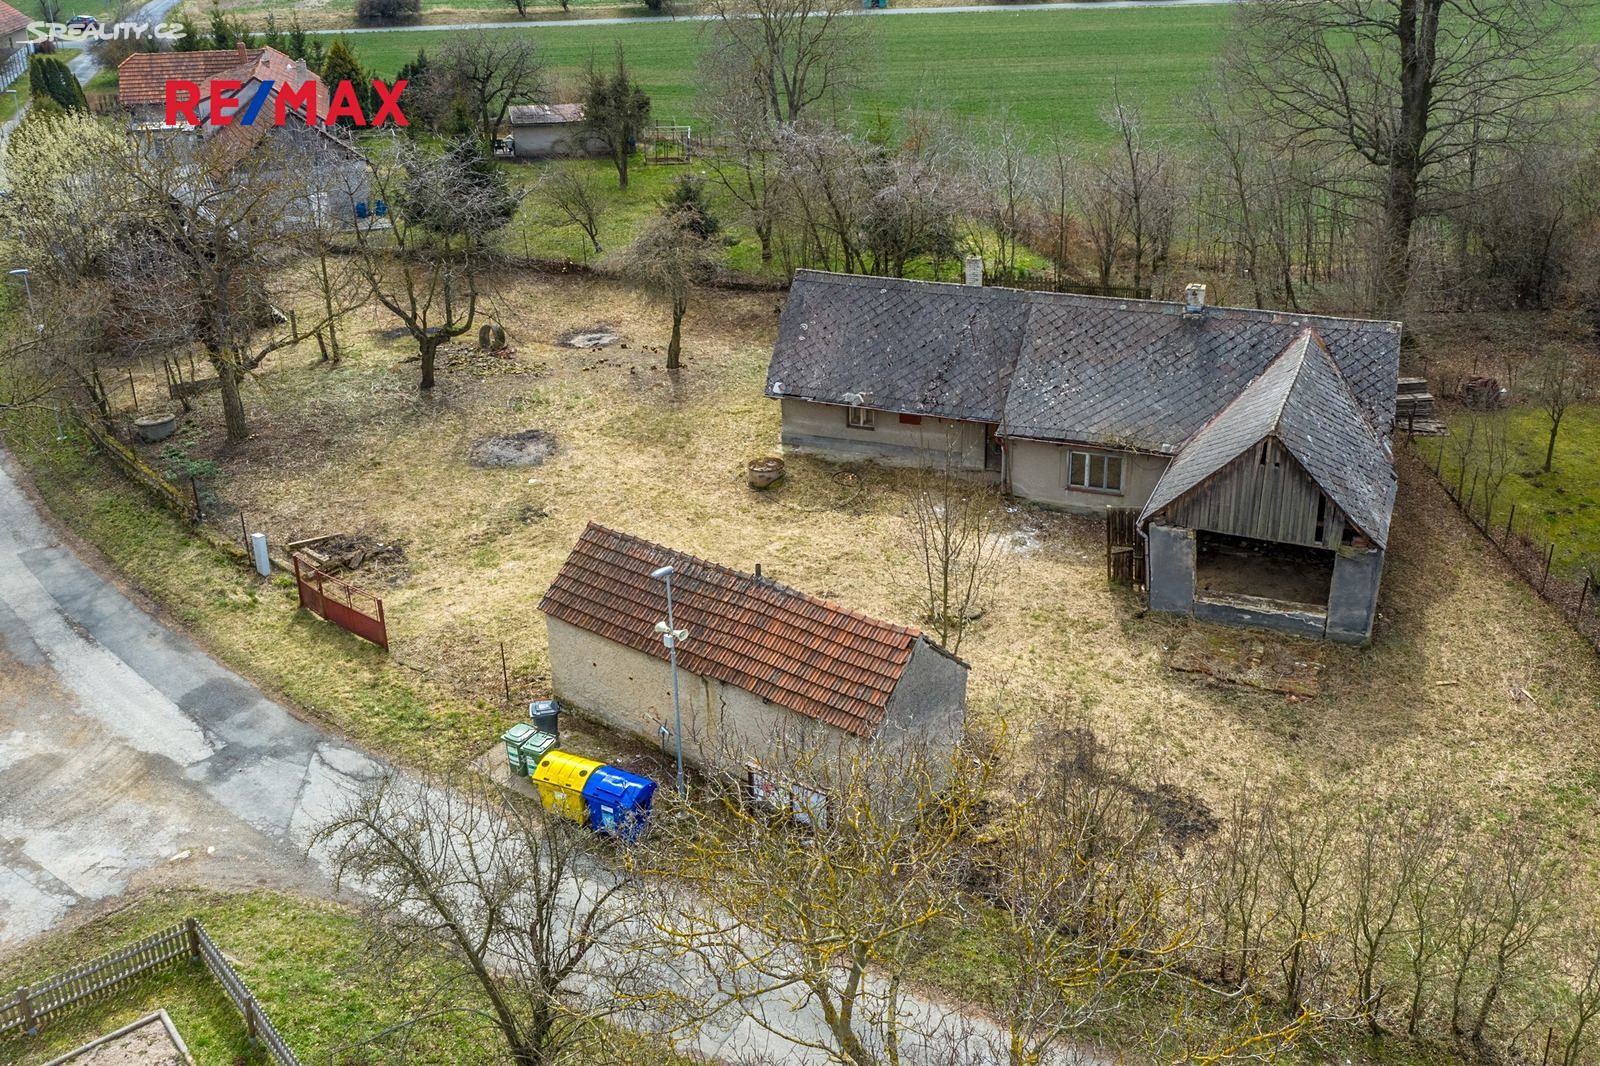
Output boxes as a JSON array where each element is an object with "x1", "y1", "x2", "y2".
[
  {"x1": 1138, "y1": 330, "x2": 1398, "y2": 547},
  {"x1": 508, "y1": 103, "x2": 584, "y2": 126},
  {"x1": 765, "y1": 271, "x2": 1402, "y2": 455}
]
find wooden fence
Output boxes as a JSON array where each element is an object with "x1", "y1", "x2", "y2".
[{"x1": 1, "y1": 918, "x2": 302, "y2": 1066}]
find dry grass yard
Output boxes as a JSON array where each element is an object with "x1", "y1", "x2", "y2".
[{"x1": 80, "y1": 270, "x2": 1600, "y2": 873}]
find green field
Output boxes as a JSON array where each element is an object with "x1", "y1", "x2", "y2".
[
  {"x1": 1419, "y1": 404, "x2": 1600, "y2": 576},
  {"x1": 347, "y1": 5, "x2": 1234, "y2": 144}
]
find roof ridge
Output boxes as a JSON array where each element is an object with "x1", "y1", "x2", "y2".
[
  {"x1": 581, "y1": 522, "x2": 926, "y2": 641},
  {"x1": 790, "y1": 270, "x2": 1403, "y2": 332}
]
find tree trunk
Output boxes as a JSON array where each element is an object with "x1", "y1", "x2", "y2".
[
  {"x1": 666, "y1": 298, "x2": 684, "y2": 370},
  {"x1": 420, "y1": 335, "x2": 442, "y2": 390},
  {"x1": 616, "y1": 145, "x2": 630, "y2": 190},
  {"x1": 1544, "y1": 412, "x2": 1562, "y2": 471},
  {"x1": 213, "y1": 355, "x2": 248, "y2": 442}
]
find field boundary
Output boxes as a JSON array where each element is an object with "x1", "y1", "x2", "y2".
[{"x1": 1, "y1": 917, "x2": 302, "y2": 1066}]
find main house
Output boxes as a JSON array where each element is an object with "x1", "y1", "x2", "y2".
[
  {"x1": 538, "y1": 523, "x2": 969, "y2": 776},
  {"x1": 765, "y1": 271, "x2": 1402, "y2": 643}
]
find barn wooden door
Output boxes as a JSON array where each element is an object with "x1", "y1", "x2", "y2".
[{"x1": 1106, "y1": 507, "x2": 1145, "y2": 587}]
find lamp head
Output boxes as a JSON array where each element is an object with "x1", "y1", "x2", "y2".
[{"x1": 650, "y1": 565, "x2": 674, "y2": 580}]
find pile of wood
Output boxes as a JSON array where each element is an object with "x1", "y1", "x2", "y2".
[
  {"x1": 1459, "y1": 375, "x2": 1506, "y2": 410},
  {"x1": 1395, "y1": 376, "x2": 1447, "y2": 436}
]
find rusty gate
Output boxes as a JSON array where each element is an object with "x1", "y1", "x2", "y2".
[
  {"x1": 1106, "y1": 507, "x2": 1146, "y2": 587},
  {"x1": 293, "y1": 555, "x2": 389, "y2": 650}
]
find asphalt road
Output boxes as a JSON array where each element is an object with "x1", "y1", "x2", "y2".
[{"x1": 0, "y1": 452, "x2": 379, "y2": 949}]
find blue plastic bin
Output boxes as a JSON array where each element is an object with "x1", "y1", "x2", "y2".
[{"x1": 580, "y1": 765, "x2": 657, "y2": 841}]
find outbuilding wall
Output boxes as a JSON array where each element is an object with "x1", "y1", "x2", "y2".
[{"x1": 545, "y1": 616, "x2": 969, "y2": 776}]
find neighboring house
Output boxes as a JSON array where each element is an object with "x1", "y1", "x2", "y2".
[
  {"x1": 0, "y1": 2, "x2": 30, "y2": 91},
  {"x1": 765, "y1": 270, "x2": 1402, "y2": 643},
  {"x1": 507, "y1": 103, "x2": 601, "y2": 159},
  {"x1": 116, "y1": 45, "x2": 369, "y2": 227},
  {"x1": 538, "y1": 523, "x2": 969, "y2": 777}
]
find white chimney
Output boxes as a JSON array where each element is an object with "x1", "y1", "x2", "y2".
[
  {"x1": 963, "y1": 256, "x2": 984, "y2": 287},
  {"x1": 1184, "y1": 283, "x2": 1207, "y2": 313}
]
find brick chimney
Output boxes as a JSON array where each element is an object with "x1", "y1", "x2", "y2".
[{"x1": 235, "y1": 42, "x2": 248, "y2": 60}]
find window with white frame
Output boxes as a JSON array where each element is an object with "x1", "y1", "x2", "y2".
[
  {"x1": 846, "y1": 406, "x2": 875, "y2": 430},
  {"x1": 1068, "y1": 450, "x2": 1124, "y2": 493}
]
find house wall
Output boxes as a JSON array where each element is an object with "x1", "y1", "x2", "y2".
[
  {"x1": 1165, "y1": 438, "x2": 1346, "y2": 549},
  {"x1": 511, "y1": 125, "x2": 603, "y2": 159},
  {"x1": 1007, "y1": 438, "x2": 1169, "y2": 513},
  {"x1": 1146, "y1": 524, "x2": 1196, "y2": 615},
  {"x1": 1325, "y1": 546, "x2": 1384, "y2": 644},
  {"x1": 546, "y1": 616, "x2": 935, "y2": 776},
  {"x1": 877, "y1": 640, "x2": 968, "y2": 759},
  {"x1": 779, "y1": 399, "x2": 991, "y2": 472}
]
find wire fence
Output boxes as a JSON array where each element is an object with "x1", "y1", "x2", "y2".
[
  {"x1": 1, "y1": 917, "x2": 302, "y2": 1066},
  {"x1": 1409, "y1": 439, "x2": 1600, "y2": 653}
]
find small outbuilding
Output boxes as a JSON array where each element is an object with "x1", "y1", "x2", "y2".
[
  {"x1": 537, "y1": 523, "x2": 969, "y2": 776},
  {"x1": 506, "y1": 103, "x2": 602, "y2": 159}
]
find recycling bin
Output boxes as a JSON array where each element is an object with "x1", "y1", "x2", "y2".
[
  {"x1": 501, "y1": 723, "x2": 540, "y2": 777},
  {"x1": 580, "y1": 765, "x2": 658, "y2": 842},
  {"x1": 531, "y1": 750, "x2": 603, "y2": 824}
]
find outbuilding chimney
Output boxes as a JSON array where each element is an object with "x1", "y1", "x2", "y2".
[
  {"x1": 963, "y1": 255, "x2": 984, "y2": 287},
  {"x1": 1183, "y1": 283, "x2": 1207, "y2": 314},
  {"x1": 235, "y1": 41, "x2": 248, "y2": 61}
]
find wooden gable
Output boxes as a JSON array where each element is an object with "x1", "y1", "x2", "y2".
[{"x1": 1163, "y1": 437, "x2": 1346, "y2": 549}]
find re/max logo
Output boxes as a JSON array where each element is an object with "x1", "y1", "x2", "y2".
[{"x1": 164, "y1": 79, "x2": 408, "y2": 127}]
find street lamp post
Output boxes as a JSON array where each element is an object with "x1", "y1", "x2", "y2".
[
  {"x1": 8, "y1": 267, "x2": 39, "y2": 334},
  {"x1": 651, "y1": 565, "x2": 690, "y2": 796}
]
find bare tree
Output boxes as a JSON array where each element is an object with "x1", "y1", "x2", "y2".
[
  {"x1": 350, "y1": 140, "x2": 515, "y2": 390},
  {"x1": 961, "y1": 113, "x2": 1039, "y2": 283},
  {"x1": 314, "y1": 769, "x2": 653, "y2": 1066},
  {"x1": 700, "y1": 0, "x2": 869, "y2": 128},
  {"x1": 1079, "y1": 157, "x2": 1131, "y2": 292},
  {"x1": 538, "y1": 168, "x2": 607, "y2": 253},
  {"x1": 104, "y1": 131, "x2": 354, "y2": 441},
  {"x1": 1103, "y1": 91, "x2": 1176, "y2": 296},
  {"x1": 1228, "y1": 0, "x2": 1594, "y2": 309},
  {"x1": 701, "y1": 60, "x2": 785, "y2": 266},
  {"x1": 906, "y1": 429, "x2": 1005, "y2": 653},
  {"x1": 434, "y1": 34, "x2": 548, "y2": 152},
  {"x1": 635, "y1": 743, "x2": 989, "y2": 1066},
  {"x1": 1534, "y1": 345, "x2": 1591, "y2": 472},
  {"x1": 987, "y1": 728, "x2": 1199, "y2": 1066},
  {"x1": 611, "y1": 206, "x2": 719, "y2": 370}
]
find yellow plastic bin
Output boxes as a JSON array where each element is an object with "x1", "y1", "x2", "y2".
[{"x1": 531, "y1": 749, "x2": 603, "y2": 824}]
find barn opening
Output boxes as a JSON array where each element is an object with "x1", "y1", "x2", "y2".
[{"x1": 1194, "y1": 530, "x2": 1334, "y2": 609}]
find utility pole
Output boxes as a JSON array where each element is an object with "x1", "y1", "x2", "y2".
[{"x1": 652, "y1": 565, "x2": 690, "y2": 796}]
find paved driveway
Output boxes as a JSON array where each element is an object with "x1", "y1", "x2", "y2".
[{"x1": 0, "y1": 452, "x2": 379, "y2": 950}]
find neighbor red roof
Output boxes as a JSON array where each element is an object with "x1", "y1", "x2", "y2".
[
  {"x1": 539, "y1": 524, "x2": 942, "y2": 739},
  {"x1": 117, "y1": 46, "x2": 329, "y2": 116},
  {"x1": 0, "y1": 2, "x2": 30, "y2": 37}
]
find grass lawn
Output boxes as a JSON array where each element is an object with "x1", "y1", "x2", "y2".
[
  {"x1": 345, "y1": 5, "x2": 1235, "y2": 145},
  {"x1": 0, "y1": 888, "x2": 676, "y2": 1064},
  {"x1": 0, "y1": 78, "x2": 29, "y2": 126},
  {"x1": 0, "y1": 889, "x2": 495, "y2": 1065},
  {"x1": 1415, "y1": 403, "x2": 1600, "y2": 577}
]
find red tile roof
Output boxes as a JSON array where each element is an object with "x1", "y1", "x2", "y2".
[
  {"x1": 539, "y1": 523, "x2": 944, "y2": 739},
  {"x1": 0, "y1": 2, "x2": 30, "y2": 37},
  {"x1": 117, "y1": 46, "x2": 329, "y2": 116}
]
